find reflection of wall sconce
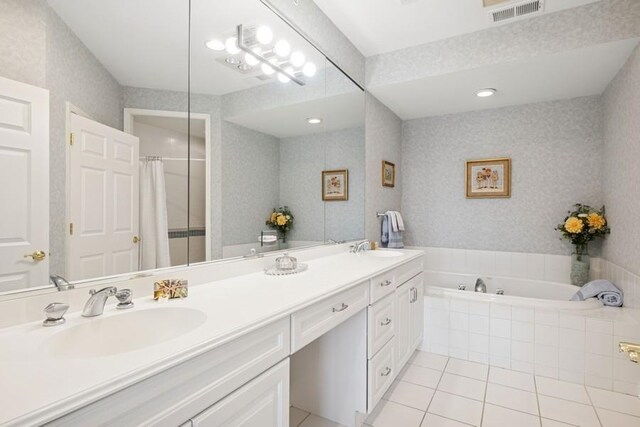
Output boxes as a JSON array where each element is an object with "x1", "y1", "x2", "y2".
[{"x1": 236, "y1": 25, "x2": 306, "y2": 86}]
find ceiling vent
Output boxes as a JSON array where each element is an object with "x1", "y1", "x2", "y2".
[{"x1": 489, "y1": 0, "x2": 544, "y2": 24}]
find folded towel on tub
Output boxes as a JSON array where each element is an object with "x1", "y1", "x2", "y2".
[{"x1": 570, "y1": 279, "x2": 623, "y2": 307}]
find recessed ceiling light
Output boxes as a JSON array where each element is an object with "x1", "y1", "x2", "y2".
[
  {"x1": 476, "y1": 88, "x2": 497, "y2": 97},
  {"x1": 237, "y1": 64, "x2": 252, "y2": 71},
  {"x1": 302, "y1": 62, "x2": 317, "y2": 77},
  {"x1": 274, "y1": 40, "x2": 291, "y2": 57},
  {"x1": 205, "y1": 39, "x2": 225, "y2": 51},
  {"x1": 256, "y1": 26, "x2": 273, "y2": 45},
  {"x1": 290, "y1": 51, "x2": 305, "y2": 68},
  {"x1": 225, "y1": 57, "x2": 241, "y2": 65},
  {"x1": 306, "y1": 117, "x2": 322, "y2": 124}
]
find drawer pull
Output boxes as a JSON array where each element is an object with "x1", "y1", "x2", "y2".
[
  {"x1": 380, "y1": 318, "x2": 392, "y2": 326},
  {"x1": 332, "y1": 303, "x2": 349, "y2": 313},
  {"x1": 380, "y1": 367, "x2": 392, "y2": 377},
  {"x1": 380, "y1": 280, "x2": 392, "y2": 287}
]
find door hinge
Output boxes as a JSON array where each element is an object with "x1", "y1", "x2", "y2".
[
  {"x1": 69, "y1": 223, "x2": 74, "y2": 235},
  {"x1": 69, "y1": 133, "x2": 74, "y2": 146}
]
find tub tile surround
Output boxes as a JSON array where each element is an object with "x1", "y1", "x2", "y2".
[{"x1": 416, "y1": 246, "x2": 640, "y2": 396}]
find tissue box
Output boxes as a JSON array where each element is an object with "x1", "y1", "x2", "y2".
[{"x1": 154, "y1": 279, "x2": 188, "y2": 300}]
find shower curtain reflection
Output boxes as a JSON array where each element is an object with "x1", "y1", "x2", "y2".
[{"x1": 139, "y1": 158, "x2": 171, "y2": 270}]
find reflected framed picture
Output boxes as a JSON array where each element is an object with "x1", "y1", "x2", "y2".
[
  {"x1": 382, "y1": 160, "x2": 395, "y2": 187},
  {"x1": 322, "y1": 169, "x2": 349, "y2": 201},
  {"x1": 465, "y1": 158, "x2": 511, "y2": 198}
]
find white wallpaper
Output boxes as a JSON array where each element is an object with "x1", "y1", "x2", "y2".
[
  {"x1": 366, "y1": 0, "x2": 640, "y2": 88},
  {"x1": 221, "y1": 122, "x2": 280, "y2": 246},
  {"x1": 401, "y1": 96, "x2": 604, "y2": 255},
  {"x1": 280, "y1": 127, "x2": 365, "y2": 243},
  {"x1": 365, "y1": 94, "x2": 403, "y2": 242},
  {"x1": 602, "y1": 45, "x2": 640, "y2": 276}
]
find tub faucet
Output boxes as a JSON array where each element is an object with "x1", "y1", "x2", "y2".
[
  {"x1": 474, "y1": 278, "x2": 486, "y2": 293},
  {"x1": 82, "y1": 287, "x2": 117, "y2": 317}
]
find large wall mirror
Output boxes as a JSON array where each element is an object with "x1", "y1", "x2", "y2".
[{"x1": 0, "y1": 0, "x2": 364, "y2": 297}]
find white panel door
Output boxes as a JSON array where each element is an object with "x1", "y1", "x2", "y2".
[
  {"x1": 0, "y1": 76, "x2": 49, "y2": 292},
  {"x1": 411, "y1": 274, "x2": 425, "y2": 349},
  {"x1": 68, "y1": 114, "x2": 139, "y2": 281},
  {"x1": 394, "y1": 282, "x2": 413, "y2": 371}
]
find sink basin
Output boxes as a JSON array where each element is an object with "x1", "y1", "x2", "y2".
[
  {"x1": 44, "y1": 307, "x2": 207, "y2": 358},
  {"x1": 364, "y1": 250, "x2": 404, "y2": 258}
]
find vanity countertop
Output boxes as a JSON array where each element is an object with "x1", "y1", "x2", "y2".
[{"x1": 0, "y1": 248, "x2": 423, "y2": 426}]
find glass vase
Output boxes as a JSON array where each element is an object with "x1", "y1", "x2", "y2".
[{"x1": 570, "y1": 244, "x2": 590, "y2": 286}]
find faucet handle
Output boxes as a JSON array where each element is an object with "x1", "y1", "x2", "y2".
[
  {"x1": 43, "y1": 302, "x2": 69, "y2": 327},
  {"x1": 115, "y1": 288, "x2": 134, "y2": 310},
  {"x1": 90, "y1": 286, "x2": 117, "y2": 296}
]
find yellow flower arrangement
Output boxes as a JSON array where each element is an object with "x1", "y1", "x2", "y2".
[
  {"x1": 266, "y1": 206, "x2": 294, "y2": 242},
  {"x1": 564, "y1": 217, "x2": 584, "y2": 234},
  {"x1": 276, "y1": 215, "x2": 287, "y2": 226},
  {"x1": 587, "y1": 213, "x2": 606, "y2": 230}
]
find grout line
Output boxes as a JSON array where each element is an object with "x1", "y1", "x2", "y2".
[
  {"x1": 583, "y1": 382, "x2": 605, "y2": 427},
  {"x1": 419, "y1": 356, "x2": 449, "y2": 426}
]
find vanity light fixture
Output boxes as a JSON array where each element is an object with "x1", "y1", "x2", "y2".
[
  {"x1": 303, "y1": 62, "x2": 317, "y2": 77},
  {"x1": 274, "y1": 40, "x2": 291, "y2": 57},
  {"x1": 290, "y1": 51, "x2": 305, "y2": 68},
  {"x1": 256, "y1": 26, "x2": 273, "y2": 45},
  {"x1": 225, "y1": 57, "x2": 241, "y2": 65},
  {"x1": 278, "y1": 67, "x2": 295, "y2": 83},
  {"x1": 244, "y1": 47, "x2": 261, "y2": 66},
  {"x1": 205, "y1": 39, "x2": 225, "y2": 51},
  {"x1": 225, "y1": 37, "x2": 241, "y2": 55},
  {"x1": 236, "y1": 24, "x2": 305, "y2": 86},
  {"x1": 476, "y1": 88, "x2": 497, "y2": 97},
  {"x1": 237, "y1": 63, "x2": 252, "y2": 72},
  {"x1": 307, "y1": 117, "x2": 322, "y2": 124}
]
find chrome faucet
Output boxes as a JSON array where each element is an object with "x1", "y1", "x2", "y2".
[
  {"x1": 50, "y1": 275, "x2": 75, "y2": 291},
  {"x1": 350, "y1": 240, "x2": 370, "y2": 253},
  {"x1": 474, "y1": 278, "x2": 487, "y2": 293},
  {"x1": 82, "y1": 287, "x2": 117, "y2": 317}
]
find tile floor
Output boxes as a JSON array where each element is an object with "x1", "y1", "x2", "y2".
[{"x1": 289, "y1": 350, "x2": 640, "y2": 427}]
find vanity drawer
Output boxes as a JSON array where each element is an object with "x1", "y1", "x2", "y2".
[
  {"x1": 369, "y1": 270, "x2": 396, "y2": 304},
  {"x1": 396, "y1": 257, "x2": 423, "y2": 286},
  {"x1": 368, "y1": 293, "x2": 394, "y2": 358},
  {"x1": 47, "y1": 318, "x2": 290, "y2": 427},
  {"x1": 367, "y1": 338, "x2": 395, "y2": 412},
  {"x1": 291, "y1": 282, "x2": 369, "y2": 353}
]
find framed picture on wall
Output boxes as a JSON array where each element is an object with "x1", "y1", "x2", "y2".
[
  {"x1": 465, "y1": 158, "x2": 511, "y2": 198},
  {"x1": 382, "y1": 160, "x2": 395, "y2": 187},
  {"x1": 322, "y1": 169, "x2": 349, "y2": 201}
]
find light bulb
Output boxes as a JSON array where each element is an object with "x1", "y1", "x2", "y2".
[
  {"x1": 225, "y1": 37, "x2": 240, "y2": 55},
  {"x1": 261, "y1": 61, "x2": 275, "y2": 76},
  {"x1": 278, "y1": 67, "x2": 294, "y2": 83},
  {"x1": 290, "y1": 51, "x2": 305, "y2": 67},
  {"x1": 205, "y1": 39, "x2": 225, "y2": 51},
  {"x1": 302, "y1": 62, "x2": 317, "y2": 77},
  {"x1": 256, "y1": 26, "x2": 273, "y2": 45},
  {"x1": 244, "y1": 47, "x2": 261, "y2": 66},
  {"x1": 274, "y1": 40, "x2": 291, "y2": 57},
  {"x1": 476, "y1": 88, "x2": 497, "y2": 97}
]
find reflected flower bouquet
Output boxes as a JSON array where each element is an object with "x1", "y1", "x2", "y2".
[{"x1": 266, "y1": 206, "x2": 294, "y2": 242}]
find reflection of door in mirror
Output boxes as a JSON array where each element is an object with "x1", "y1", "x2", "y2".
[
  {"x1": 67, "y1": 114, "x2": 139, "y2": 281},
  {"x1": 0, "y1": 77, "x2": 50, "y2": 293}
]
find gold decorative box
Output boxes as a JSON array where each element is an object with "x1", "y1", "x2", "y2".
[{"x1": 154, "y1": 279, "x2": 188, "y2": 300}]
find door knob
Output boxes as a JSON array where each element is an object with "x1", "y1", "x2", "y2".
[
  {"x1": 133, "y1": 236, "x2": 140, "y2": 244},
  {"x1": 24, "y1": 250, "x2": 46, "y2": 261}
]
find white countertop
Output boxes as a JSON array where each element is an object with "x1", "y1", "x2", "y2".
[{"x1": 0, "y1": 248, "x2": 423, "y2": 426}]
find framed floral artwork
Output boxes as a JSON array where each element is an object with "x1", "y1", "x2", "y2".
[
  {"x1": 382, "y1": 160, "x2": 395, "y2": 187},
  {"x1": 322, "y1": 169, "x2": 349, "y2": 201},
  {"x1": 465, "y1": 158, "x2": 511, "y2": 198}
]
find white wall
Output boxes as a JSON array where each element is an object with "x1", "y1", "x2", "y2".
[
  {"x1": 401, "y1": 96, "x2": 604, "y2": 255},
  {"x1": 602, "y1": 45, "x2": 640, "y2": 277}
]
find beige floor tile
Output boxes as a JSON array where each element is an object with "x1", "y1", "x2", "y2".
[
  {"x1": 485, "y1": 382, "x2": 539, "y2": 415},
  {"x1": 437, "y1": 373, "x2": 486, "y2": 401},
  {"x1": 383, "y1": 380, "x2": 435, "y2": 411},
  {"x1": 421, "y1": 413, "x2": 472, "y2": 426},
  {"x1": 587, "y1": 386, "x2": 640, "y2": 416},
  {"x1": 535, "y1": 376, "x2": 590, "y2": 404},
  {"x1": 482, "y1": 404, "x2": 541, "y2": 427},
  {"x1": 290, "y1": 406, "x2": 310, "y2": 427},
  {"x1": 489, "y1": 366, "x2": 536, "y2": 392},
  {"x1": 400, "y1": 364, "x2": 443, "y2": 388},
  {"x1": 366, "y1": 399, "x2": 425, "y2": 427},
  {"x1": 427, "y1": 391, "x2": 483, "y2": 426},
  {"x1": 538, "y1": 395, "x2": 599, "y2": 427},
  {"x1": 299, "y1": 413, "x2": 345, "y2": 427},
  {"x1": 445, "y1": 358, "x2": 488, "y2": 381},
  {"x1": 596, "y1": 407, "x2": 640, "y2": 427},
  {"x1": 410, "y1": 350, "x2": 449, "y2": 371}
]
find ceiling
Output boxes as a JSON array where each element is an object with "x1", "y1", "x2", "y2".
[
  {"x1": 226, "y1": 92, "x2": 365, "y2": 138},
  {"x1": 369, "y1": 38, "x2": 640, "y2": 120},
  {"x1": 47, "y1": 0, "x2": 325, "y2": 95},
  {"x1": 313, "y1": 0, "x2": 602, "y2": 56}
]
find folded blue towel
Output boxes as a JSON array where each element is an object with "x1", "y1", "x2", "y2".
[
  {"x1": 381, "y1": 213, "x2": 403, "y2": 249},
  {"x1": 570, "y1": 279, "x2": 623, "y2": 307}
]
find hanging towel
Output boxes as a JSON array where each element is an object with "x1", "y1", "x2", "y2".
[
  {"x1": 570, "y1": 279, "x2": 623, "y2": 307},
  {"x1": 383, "y1": 212, "x2": 404, "y2": 248},
  {"x1": 391, "y1": 211, "x2": 405, "y2": 232}
]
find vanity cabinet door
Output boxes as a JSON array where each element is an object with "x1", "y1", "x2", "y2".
[
  {"x1": 190, "y1": 359, "x2": 289, "y2": 427},
  {"x1": 410, "y1": 273, "x2": 424, "y2": 349},
  {"x1": 394, "y1": 282, "x2": 413, "y2": 371}
]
